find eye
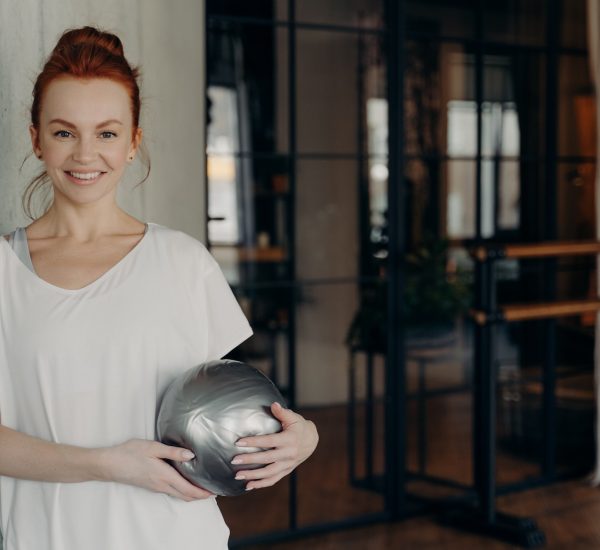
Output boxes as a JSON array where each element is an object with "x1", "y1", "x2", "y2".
[
  {"x1": 54, "y1": 130, "x2": 72, "y2": 138},
  {"x1": 100, "y1": 131, "x2": 117, "y2": 139}
]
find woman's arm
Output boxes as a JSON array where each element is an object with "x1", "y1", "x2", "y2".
[
  {"x1": 0, "y1": 425, "x2": 212, "y2": 501},
  {"x1": 0, "y1": 424, "x2": 104, "y2": 483}
]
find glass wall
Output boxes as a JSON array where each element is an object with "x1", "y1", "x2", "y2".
[
  {"x1": 206, "y1": 0, "x2": 388, "y2": 544},
  {"x1": 206, "y1": 0, "x2": 595, "y2": 545}
]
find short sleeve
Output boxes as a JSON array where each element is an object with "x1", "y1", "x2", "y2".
[{"x1": 202, "y1": 259, "x2": 253, "y2": 361}]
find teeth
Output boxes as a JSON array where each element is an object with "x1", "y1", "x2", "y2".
[{"x1": 69, "y1": 171, "x2": 102, "y2": 180}]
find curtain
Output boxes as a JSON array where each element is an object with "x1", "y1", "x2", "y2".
[{"x1": 586, "y1": 0, "x2": 600, "y2": 484}]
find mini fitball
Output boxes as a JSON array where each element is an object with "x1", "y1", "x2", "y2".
[{"x1": 156, "y1": 359, "x2": 286, "y2": 496}]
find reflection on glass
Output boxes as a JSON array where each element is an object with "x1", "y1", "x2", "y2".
[
  {"x1": 445, "y1": 161, "x2": 476, "y2": 239},
  {"x1": 208, "y1": 152, "x2": 291, "y2": 287},
  {"x1": 296, "y1": 0, "x2": 383, "y2": 29},
  {"x1": 484, "y1": 0, "x2": 546, "y2": 46},
  {"x1": 559, "y1": 54, "x2": 594, "y2": 158},
  {"x1": 560, "y1": 0, "x2": 588, "y2": 49},
  {"x1": 297, "y1": 282, "x2": 386, "y2": 525},
  {"x1": 557, "y1": 163, "x2": 596, "y2": 241},
  {"x1": 296, "y1": 160, "x2": 360, "y2": 280},
  {"x1": 207, "y1": 86, "x2": 241, "y2": 245},
  {"x1": 406, "y1": 43, "x2": 474, "y2": 157},
  {"x1": 367, "y1": 98, "x2": 388, "y2": 261},
  {"x1": 207, "y1": 23, "x2": 289, "y2": 154},
  {"x1": 481, "y1": 159, "x2": 521, "y2": 237},
  {"x1": 206, "y1": 0, "x2": 286, "y2": 20},
  {"x1": 497, "y1": 161, "x2": 520, "y2": 230},
  {"x1": 297, "y1": 29, "x2": 384, "y2": 154},
  {"x1": 406, "y1": 0, "x2": 476, "y2": 38}
]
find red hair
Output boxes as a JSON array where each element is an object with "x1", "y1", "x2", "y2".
[
  {"x1": 31, "y1": 26, "x2": 140, "y2": 138},
  {"x1": 23, "y1": 25, "x2": 150, "y2": 219}
]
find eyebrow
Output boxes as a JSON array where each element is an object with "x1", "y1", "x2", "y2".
[{"x1": 48, "y1": 118, "x2": 124, "y2": 128}]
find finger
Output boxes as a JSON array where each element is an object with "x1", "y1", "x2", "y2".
[
  {"x1": 236, "y1": 431, "x2": 292, "y2": 449},
  {"x1": 231, "y1": 448, "x2": 287, "y2": 466},
  {"x1": 246, "y1": 470, "x2": 289, "y2": 491},
  {"x1": 165, "y1": 482, "x2": 197, "y2": 502},
  {"x1": 235, "y1": 461, "x2": 289, "y2": 481},
  {"x1": 270, "y1": 402, "x2": 303, "y2": 426},
  {"x1": 153, "y1": 442, "x2": 195, "y2": 462},
  {"x1": 170, "y1": 474, "x2": 213, "y2": 500}
]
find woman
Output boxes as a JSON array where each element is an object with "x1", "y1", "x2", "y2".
[{"x1": 0, "y1": 26, "x2": 318, "y2": 549}]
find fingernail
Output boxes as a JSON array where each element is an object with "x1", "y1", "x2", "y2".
[
  {"x1": 236, "y1": 440, "x2": 248, "y2": 447},
  {"x1": 231, "y1": 458, "x2": 242, "y2": 465},
  {"x1": 245, "y1": 486, "x2": 254, "y2": 491},
  {"x1": 183, "y1": 450, "x2": 195, "y2": 459},
  {"x1": 235, "y1": 473, "x2": 246, "y2": 480}
]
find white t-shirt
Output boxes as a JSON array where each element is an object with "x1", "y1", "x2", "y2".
[{"x1": 0, "y1": 222, "x2": 253, "y2": 550}]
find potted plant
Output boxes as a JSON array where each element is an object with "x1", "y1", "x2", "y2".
[{"x1": 345, "y1": 235, "x2": 472, "y2": 352}]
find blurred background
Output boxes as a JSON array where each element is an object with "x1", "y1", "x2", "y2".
[{"x1": 0, "y1": 0, "x2": 598, "y2": 548}]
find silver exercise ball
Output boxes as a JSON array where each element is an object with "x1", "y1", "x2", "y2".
[{"x1": 156, "y1": 359, "x2": 286, "y2": 496}]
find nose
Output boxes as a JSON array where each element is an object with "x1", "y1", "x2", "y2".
[{"x1": 72, "y1": 135, "x2": 98, "y2": 163}]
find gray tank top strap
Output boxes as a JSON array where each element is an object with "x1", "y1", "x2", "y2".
[{"x1": 11, "y1": 227, "x2": 36, "y2": 273}]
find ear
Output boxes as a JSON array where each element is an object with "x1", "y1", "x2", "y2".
[
  {"x1": 129, "y1": 127, "x2": 143, "y2": 158},
  {"x1": 29, "y1": 125, "x2": 41, "y2": 158}
]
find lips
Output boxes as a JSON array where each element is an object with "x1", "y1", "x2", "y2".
[{"x1": 64, "y1": 170, "x2": 106, "y2": 185}]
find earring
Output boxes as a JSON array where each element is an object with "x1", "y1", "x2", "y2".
[{"x1": 129, "y1": 156, "x2": 134, "y2": 161}]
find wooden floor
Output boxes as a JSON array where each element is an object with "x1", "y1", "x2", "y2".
[
  {"x1": 241, "y1": 479, "x2": 600, "y2": 549},
  {"x1": 220, "y1": 374, "x2": 596, "y2": 549}
]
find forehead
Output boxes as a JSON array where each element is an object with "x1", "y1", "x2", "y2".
[{"x1": 41, "y1": 77, "x2": 131, "y2": 125}]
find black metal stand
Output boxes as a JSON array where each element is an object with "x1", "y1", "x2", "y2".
[
  {"x1": 442, "y1": 257, "x2": 545, "y2": 548},
  {"x1": 348, "y1": 347, "x2": 385, "y2": 493},
  {"x1": 442, "y1": 508, "x2": 546, "y2": 547}
]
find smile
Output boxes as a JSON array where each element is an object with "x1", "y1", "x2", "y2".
[{"x1": 64, "y1": 171, "x2": 106, "y2": 185}]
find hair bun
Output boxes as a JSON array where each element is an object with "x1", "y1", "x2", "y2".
[{"x1": 54, "y1": 26, "x2": 125, "y2": 58}]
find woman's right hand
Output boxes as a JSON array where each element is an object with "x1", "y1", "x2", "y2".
[{"x1": 96, "y1": 438, "x2": 213, "y2": 502}]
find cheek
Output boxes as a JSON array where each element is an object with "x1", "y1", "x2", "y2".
[
  {"x1": 104, "y1": 145, "x2": 131, "y2": 167},
  {"x1": 42, "y1": 146, "x2": 69, "y2": 168}
]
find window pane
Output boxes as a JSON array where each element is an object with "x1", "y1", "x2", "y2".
[
  {"x1": 206, "y1": 0, "x2": 287, "y2": 20},
  {"x1": 484, "y1": 0, "x2": 546, "y2": 46},
  {"x1": 296, "y1": 0, "x2": 383, "y2": 29},
  {"x1": 559, "y1": 54, "x2": 594, "y2": 158},
  {"x1": 445, "y1": 160, "x2": 477, "y2": 239},
  {"x1": 406, "y1": 0, "x2": 476, "y2": 39},
  {"x1": 557, "y1": 162, "x2": 596, "y2": 241},
  {"x1": 560, "y1": 0, "x2": 588, "y2": 49},
  {"x1": 207, "y1": 22, "x2": 289, "y2": 154},
  {"x1": 406, "y1": 42, "x2": 475, "y2": 158},
  {"x1": 480, "y1": 159, "x2": 521, "y2": 235},
  {"x1": 484, "y1": 51, "x2": 546, "y2": 157},
  {"x1": 296, "y1": 160, "x2": 361, "y2": 280},
  {"x1": 297, "y1": 281, "x2": 387, "y2": 525},
  {"x1": 210, "y1": 156, "x2": 292, "y2": 286},
  {"x1": 297, "y1": 29, "x2": 385, "y2": 155}
]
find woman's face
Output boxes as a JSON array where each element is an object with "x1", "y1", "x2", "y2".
[{"x1": 29, "y1": 76, "x2": 142, "y2": 205}]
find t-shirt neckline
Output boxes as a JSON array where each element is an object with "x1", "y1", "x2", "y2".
[{"x1": 0, "y1": 222, "x2": 155, "y2": 295}]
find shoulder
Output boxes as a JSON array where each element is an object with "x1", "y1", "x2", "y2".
[{"x1": 149, "y1": 223, "x2": 217, "y2": 274}]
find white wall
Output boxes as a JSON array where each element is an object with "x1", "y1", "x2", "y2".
[{"x1": 0, "y1": 0, "x2": 206, "y2": 241}]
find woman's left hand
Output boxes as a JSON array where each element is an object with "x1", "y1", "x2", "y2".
[{"x1": 231, "y1": 402, "x2": 319, "y2": 491}]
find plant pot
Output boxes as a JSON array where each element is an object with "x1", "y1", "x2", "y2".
[{"x1": 405, "y1": 323, "x2": 457, "y2": 351}]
